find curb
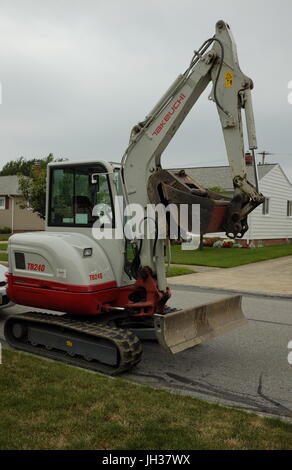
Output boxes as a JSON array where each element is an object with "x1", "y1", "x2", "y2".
[{"x1": 168, "y1": 282, "x2": 292, "y2": 300}]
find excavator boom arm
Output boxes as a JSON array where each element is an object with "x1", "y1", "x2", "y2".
[{"x1": 122, "y1": 20, "x2": 264, "y2": 291}]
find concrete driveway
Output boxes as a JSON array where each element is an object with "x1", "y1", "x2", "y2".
[{"x1": 169, "y1": 256, "x2": 292, "y2": 297}]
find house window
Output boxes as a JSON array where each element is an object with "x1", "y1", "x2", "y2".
[
  {"x1": 287, "y1": 201, "x2": 292, "y2": 217},
  {"x1": 262, "y1": 198, "x2": 270, "y2": 215},
  {"x1": 0, "y1": 197, "x2": 6, "y2": 210}
]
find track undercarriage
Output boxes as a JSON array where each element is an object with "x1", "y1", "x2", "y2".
[
  {"x1": 4, "y1": 295, "x2": 246, "y2": 375},
  {"x1": 4, "y1": 312, "x2": 143, "y2": 375}
]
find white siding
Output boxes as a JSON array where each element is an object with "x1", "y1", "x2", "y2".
[
  {"x1": 245, "y1": 165, "x2": 292, "y2": 240},
  {"x1": 206, "y1": 165, "x2": 292, "y2": 240}
]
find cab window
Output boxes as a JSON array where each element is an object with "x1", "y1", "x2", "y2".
[{"x1": 49, "y1": 164, "x2": 114, "y2": 227}]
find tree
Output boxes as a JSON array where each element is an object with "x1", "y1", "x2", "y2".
[
  {"x1": 17, "y1": 154, "x2": 65, "y2": 219},
  {"x1": 0, "y1": 156, "x2": 39, "y2": 177}
]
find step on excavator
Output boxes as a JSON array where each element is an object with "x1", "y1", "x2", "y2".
[{"x1": 5, "y1": 21, "x2": 264, "y2": 374}]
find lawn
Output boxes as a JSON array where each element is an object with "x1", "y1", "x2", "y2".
[
  {"x1": 0, "y1": 348, "x2": 291, "y2": 450},
  {"x1": 0, "y1": 243, "x2": 8, "y2": 251},
  {"x1": 166, "y1": 265, "x2": 195, "y2": 277},
  {"x1": 0, "y1": 253, "x2": 8, "y2": 262},
  {"x1": 0, "y1": 234, "x2": 10, "y2": 241},
  {"x1": 170, "y1": 244, "x2": 292, "y2": 268}
]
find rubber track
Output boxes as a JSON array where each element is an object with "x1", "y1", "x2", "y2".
[{"x1": 5, "y1": 312, "x2": 143, "y2": 375}]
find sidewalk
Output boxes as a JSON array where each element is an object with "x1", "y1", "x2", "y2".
[
  {"x1": 169, "y1": 264, "x2": 221, "y2": 273},
  {"x1": 168, "y1": 256, "x2": 292, "y2": 297}
]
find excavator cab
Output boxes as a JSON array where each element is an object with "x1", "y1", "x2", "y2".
[{"x1": 48, "y1": 162, "x2": 113, "y2": 227}]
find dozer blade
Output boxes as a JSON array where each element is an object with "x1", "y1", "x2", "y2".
[{"x1": 154, "y1": 295, "x2": 247, "y2": 354}]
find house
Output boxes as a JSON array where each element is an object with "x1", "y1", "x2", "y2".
[
  {"x1": 169, "y1": 159, "x2": 292, "y2": 246},
  {"x1": 0, "y1": 175, "x2": 45, "y2": 233}
]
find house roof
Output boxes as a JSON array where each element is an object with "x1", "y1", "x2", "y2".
[
  {"x1": 0, "y1": 175, "x2": 22, "y2": 195},
  {"x1": 168, "y1": 164, "x2": 277, "y2": 191},
  {"x1": 0, "y1": 163, "x2": 282, "y2": 196}
]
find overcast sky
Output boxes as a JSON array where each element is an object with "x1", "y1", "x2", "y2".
[{"x1": 0, "y1": 0, "x2": 292, "y2": 180}]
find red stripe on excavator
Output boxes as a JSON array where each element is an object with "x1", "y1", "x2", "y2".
[
  {"x1": 6, "y1": 273, "x2": 119, "y2": 315},
  {"x1": 6, "y1": 270, "x2": 167, "y2": 317},
  {"x1": 6, "y1": 273, "x2": 117, "y2": 293}
]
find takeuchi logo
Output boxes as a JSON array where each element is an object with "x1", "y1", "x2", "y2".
[{"x1": 152, "y1": 93, "x2": 187, "y2": 136}]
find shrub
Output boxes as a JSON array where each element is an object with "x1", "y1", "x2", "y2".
[
  {"x1": 0, "y1": 226, "x2": 11, "y2": 234},
  {"x1": 223, "y1": 241, "x2": 233, "y2": 248},
  {"x1": 241, "y1": 241, "x2": 251, "y2": 249},
  {"x1": 213, "y1": 240, "x2": 224, "y2": 248},
  {"x1": 203, "y1": 237, "x2": 222, "y2": 247},
  {"x1": 221, "y1": 239, "x2": 235, "y2": 248}
]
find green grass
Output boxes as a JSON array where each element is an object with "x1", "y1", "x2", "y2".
[
  {"x1": 171, "y1": 244, "x2": 292, "y2": 268},
  {"x1": 0, "y1": 234, "x2": 10, "y2": 241},
  {"x1": 166, "y1": 265, "x2": 195, "y2": 277},
  {"x1": 0, "y1": 348, "x2": 291, "y2": 450},
  {"x1": 1, "y1": 241, "x2": 291, "y2": 268}
]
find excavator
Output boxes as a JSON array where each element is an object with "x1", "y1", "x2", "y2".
[{"x1": 4, "y1": 21, "x2": 264, "y2": 374}]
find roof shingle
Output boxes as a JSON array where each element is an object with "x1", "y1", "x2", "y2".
[
  {"x1": 168, "y1": 164, "x2": 277, "y2": 191},
  {"x1": 0, "y1": 175, "x2": 22, "y2": 195}
]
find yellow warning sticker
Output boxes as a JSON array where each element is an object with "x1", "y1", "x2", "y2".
[
  {"x1": 225, "y1": 71, "x2": 233, "y2": 88},
  {"x1": 66, "y1": 340, "x2": 73, "y2": 347}
]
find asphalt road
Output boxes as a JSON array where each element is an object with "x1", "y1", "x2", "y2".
[{"x1": 1, "y1": 287, "x2": 292, "y2": 420}]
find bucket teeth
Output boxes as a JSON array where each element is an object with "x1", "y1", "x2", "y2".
[{"x1": 154, "y1": 295, "x2": 247, "y2": 354}]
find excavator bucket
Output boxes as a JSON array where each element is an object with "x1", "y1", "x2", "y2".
[{"x1": 154, "y1": 295, "x2": 247, "y2": 354}]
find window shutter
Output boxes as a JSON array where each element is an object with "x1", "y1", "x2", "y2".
[{"x1": 5, "y1": 196, "x2": 9, "y2": 209}]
